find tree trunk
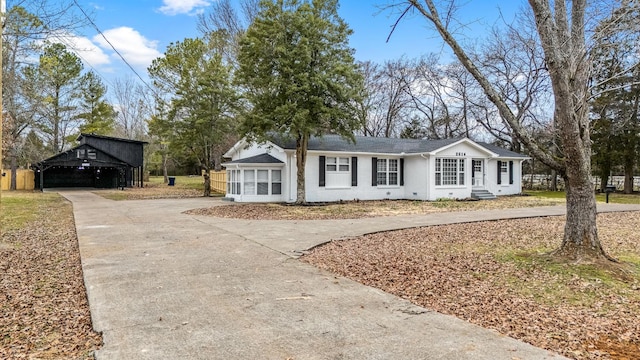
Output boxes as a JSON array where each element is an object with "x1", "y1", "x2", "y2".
[
  {"x1": 555, "y1": 175, "x2": 608, "y2": 260},
  {"x1": 203, "y1": 169, "x2": 211, "y2": 197},
  {"x1": 529, "y1": 0, "x2": 608, "y2": 260},
  {"x1": 10, "y1": 153, "x2": 17, "y2": 191},
  {"x1": 406, "y1": 0, "x2": 610, "y2": 262},
  {"x1": 295, "y1": 133, "x2": 309, "y2": 204},
  {"x1": 550, "y1": 169, "x2": 558, "y2": 191},
  {"x1": 162, "y1": 152, "x2": 169, "y2": 184},
  {"x1": 623, "y1": 158, "x2": 634, "y2": 194}
]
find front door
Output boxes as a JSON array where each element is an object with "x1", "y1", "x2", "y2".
[{"x1": 472, "y1": 159, "x2": 484, "y2": 187}]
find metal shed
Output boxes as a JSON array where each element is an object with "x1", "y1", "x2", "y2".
[{"x1": 32, "y1": 134, "x2": 147, "y2": 190}]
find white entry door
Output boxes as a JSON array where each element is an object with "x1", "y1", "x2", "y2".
[{"x1": 472, "y1": 160, "x2": 483, "y2": 187}]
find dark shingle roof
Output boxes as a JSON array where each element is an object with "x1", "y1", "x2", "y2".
[
  {"x1": 477, "y1": 142, "x2": 529, "y2": 159},
  {"x1": 270, "y1": 135, "x2": 464, "y2": 154},
  {"x1": 225, "y1": 153, "x2": 284, "y2": 165}
]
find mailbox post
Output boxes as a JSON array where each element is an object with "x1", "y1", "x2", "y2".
[{"x1": 604, "y1": 185, "x2": 616, "y2": 203}]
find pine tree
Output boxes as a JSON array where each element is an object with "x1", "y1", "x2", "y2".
[{"x1": 236, "y1": 0, "x2": 364, "y2": 203}]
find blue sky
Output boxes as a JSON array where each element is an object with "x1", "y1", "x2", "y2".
[{"x1": 56, "y1": 0, "x2": 522, "y2": 87}]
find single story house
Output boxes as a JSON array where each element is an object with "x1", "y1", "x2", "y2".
[
  {"x1": 222, "y1": 135, "x2": 529, "y2": 203},
  {"x1": 32, "y1": 133, "x2": 146, "y2": 190}
]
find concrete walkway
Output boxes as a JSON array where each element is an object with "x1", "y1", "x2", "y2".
[{"x1": 62, "y1": 191, "x2": 640, "y2": 360}]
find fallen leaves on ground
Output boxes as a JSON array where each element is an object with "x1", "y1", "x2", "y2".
[
  {"x1": 302, "y1": 212, "x2": 640, "y2": 360},
  {"x1": 188, "y1": 196, "x2": 565, "y2": 220},
  {"x1": 0, "y1": 195, "x2": 102, "y2": 359},
  {"x1": 94, "y1": 182, "x2": 204, "y2": 200}
]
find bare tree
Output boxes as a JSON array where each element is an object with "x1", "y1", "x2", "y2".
[
  {"x1": 475, "y1": 23, "x2": 553, "y2": 153},
  {"x1": 361, "y1": 58, "x2": 413, "y2": 137},
  {"x1": 1, "y1": 1, "x2": 90, "y2": 189},
  {"x1": 398, "y1": 0, "x2": 625, "y2": 261},
  {"x1": 406, "y1": 54, "x2": 473, "y2": 139},
  {"x1": 110, "y1": 77, "x2": 151, "y2": 140},
  {"x1": 196, "y1": 0, "x2": 258, "y2": 66}
]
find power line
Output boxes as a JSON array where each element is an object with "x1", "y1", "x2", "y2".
[{"x1": 71, "y1": 0, "x2": 157, "y2": 95}]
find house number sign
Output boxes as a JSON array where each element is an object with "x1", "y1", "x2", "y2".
[{"x1": 455, "y1": 152, "x2": 466, "y2": 156}]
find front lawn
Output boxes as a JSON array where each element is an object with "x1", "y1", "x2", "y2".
[
  {"x1": 95, "y1": 175, "x2": 222, "y2": 200},
  {"x1": 525, "y1": 189, "x2": 640, "y2": 204},
  {"x1": 0, "y1": 191, "x2": 101, "y2": 358},
  {"x1": 303, "y1": 212, "x2": 640, "y2": 359}
]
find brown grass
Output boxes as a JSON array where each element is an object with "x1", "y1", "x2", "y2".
[
  {"x1": 188, "y1": 195, "x2": 565, "y2": 220},
  {"x1": 302, "y1": 212, "x2": 640, "y2": 360},
  {"x1": 1, "y1": 192, "x2": 102, "y2": 359}
]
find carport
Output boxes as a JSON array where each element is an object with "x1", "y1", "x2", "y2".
[{"x1": 32, "y1": 134, "x2": 146, "y2": 190}]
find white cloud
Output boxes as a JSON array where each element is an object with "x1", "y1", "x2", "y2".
[
  {"x1": 48, "y1": 32, "x2": 111, "y2": 68},
  {"x1": 158, "y1": 0, "x2": 210, "y2": 16},
  {"x1": 93, "y1": 27, "x2": 163, "y2": 68}
]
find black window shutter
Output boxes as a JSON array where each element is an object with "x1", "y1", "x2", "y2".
[
  {"x1": 319, "y1": 156, "x2": 326, "y2": 187},
  {"x1": 400, "y1": 158, "x2": 404, "y2": 186},
  {"x1": 509, "y1": 161, "x2": 514, "y2": 184},
  {"x1": 497, "y1": 160, "x2": 502, "y2": 185},
  {"x1": 351, "y1": 157, "x2": 358, "y2": 187},
  {"x1": 371, "y1": 157, "x2": 378, "y2": 186}
]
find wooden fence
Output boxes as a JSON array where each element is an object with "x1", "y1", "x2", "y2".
[
  {"x1": 1, "y1": 169, "x2": 35, "y2": 191},
  {"x1": 209, "y1": 170, "x2": 227, "y2": 194}
]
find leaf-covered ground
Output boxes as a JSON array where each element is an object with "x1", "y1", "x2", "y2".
[
  {"x1": 302, "y1": 212, "x2": 640, "y2": 360},
  {"x1": 1, "y1": 192, "x2": 102, "y2": 359},
  {"x1": 94, "y1": 179, "x2": 206, "y2": 200},
  {"x1": 188, "y1": 196, "x2": 566, "y2": 220}
]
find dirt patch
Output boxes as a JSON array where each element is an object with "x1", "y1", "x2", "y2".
[{"x1": 302, "y1": 212, "x2": 640, "y2": 360}]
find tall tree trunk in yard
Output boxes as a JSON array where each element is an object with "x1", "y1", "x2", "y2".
[
  {"x1": 623, "y1": 160, "x2": 633, "y2": 194},
  {"x1": 162, "y1": 152, "x2": 169, "y2": 184},
  {"x1": 203, "y1": 170, "x2": 211, "y2": 197},
  {"x1": 295, "y1": 133, "x2": 309, "y2": 204},
  {"x1": 530, "y1": 0, "x2": 607, "y2": 260},
  {"x1": 406, "y1": 0, "x2": 611, "y2": 261},
  {"x1": 10, "y1": 152, "x2": 17, "y2": 191}
]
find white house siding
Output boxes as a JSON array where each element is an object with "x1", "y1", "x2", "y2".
[
  {"x1": 224, "y1": 138, "x2": 527, "y2": 203},
  {"x1": 484, "y1": 158, "x2": 525, "y2": 196},
  {"x1": 230, "y1": 142, "x2": 287, "y2": 163},
  {"x1": 427, "y1": 142, "x2": 494, "y2": 200},
  {"x1": 403, "y1": 155, "x2": 429, "y2": 200},
  {"x1": 302, "y1": 153, "x2": 406, "y2": 203}
]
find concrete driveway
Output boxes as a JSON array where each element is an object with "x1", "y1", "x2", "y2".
[{"x1": 63, "y1": 191, "x2": 639, "y2": 359}]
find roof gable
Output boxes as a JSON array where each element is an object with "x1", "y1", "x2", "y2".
[
  {"x1": 223, "y1": 153, "x2": 284, "y2": 165},
  {"x1": 34, "y1": 144, "x2": 129, "y2": 167},
  {"x1": 477, "y1": 142, "x2": 530, "y2": 159}
]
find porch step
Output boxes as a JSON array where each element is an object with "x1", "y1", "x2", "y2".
[{"x1": 471, "y1": 189, "x2": 496, "y2": 200}]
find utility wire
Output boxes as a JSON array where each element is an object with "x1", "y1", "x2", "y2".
[{"x1": 71, "y1": 0, "x2": 157, "y2": 95}]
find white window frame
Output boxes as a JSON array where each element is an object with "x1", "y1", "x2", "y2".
[
  {"x1": 377, "y1": 158, "x2": 399, "y2": 186},
  {"x1": 327, "y1": 157, "x2": 350, "y2": 172},
  {"x1": 227, "y1": 169, "x2": 241, "y2": 195},
  {"x1": 243, "y1": 169, "x2": 256, "y2": 195},
  {"x1": 435, "y1": 158, "x2": 465, "y2": 186},
  {"x1": 271, "y1": 170, "x2": 282, "y2": 195},
  {"x1": 238, "y1": 168, "x2": 282, "y2": 196}
]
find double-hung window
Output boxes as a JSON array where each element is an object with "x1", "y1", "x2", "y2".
[
  {"x1": 227, "y1": 169, "x2": 241, "y2": 194},
  {"x1": 257, "y1": 170, "x2": 269, "y2": 195},
  {"x1": 377, "y1": 159, "x2": 398, "y2": 186},
  {"x1": 327, "y1": 157, "x2": 349, "y2": 172},
  {"x1": 435, "y1": 158, "x2": 465, "y2": 186},
  {"x1": 240, "y1": 169, "x2": 282, "y2": 195},
  {"x1": 244, "y1": 170, "x2": 255, "y2": 195}
]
